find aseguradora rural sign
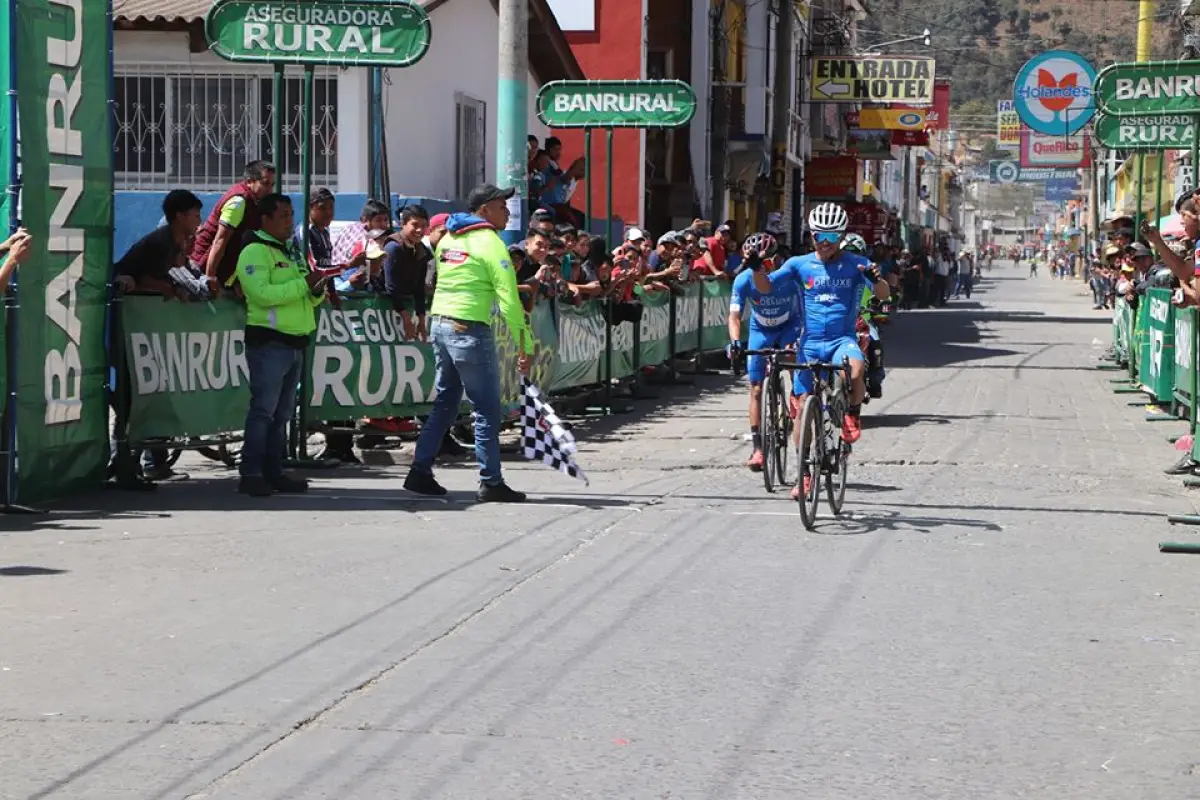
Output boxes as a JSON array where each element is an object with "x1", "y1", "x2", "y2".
[
  {"x1": 205, "y1": 0, "x2": 432, "y2": 66},
  {"x1": 536, "y1": 81, "x2": 697, "y2": 129},
  {"x1": 1094, "y1": 113, "x2": 1196, "y2": 149}
]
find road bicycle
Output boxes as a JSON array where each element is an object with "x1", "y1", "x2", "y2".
[
  {"x1": 736, "y1": 348, "x2": 796, "y2": 493},
  {"x1": 793, "y1": 359, "x2": 852, "y2": 530}
]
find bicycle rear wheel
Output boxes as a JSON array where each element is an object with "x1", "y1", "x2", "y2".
[
  {"x1": 797, "y1": 394, "x2": 822, "y2": 530},
  {"x1": 826, "y1": 438, "x2": 849, "y2": 515},
  {"x1": 759, "y1": 369, "x2": 778, "y2": 493},
  {"x1": 774, "y1": 372, "x2": 792, "y2": 485}
]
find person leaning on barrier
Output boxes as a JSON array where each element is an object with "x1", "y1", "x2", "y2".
[
  {"x1": 234, "y1": 193, "x2": 327, "y2": 498},
  {"x1": 115, "y1": 189, "x2": 204, "y2": 301},
  {"x1": 192, "y1": 160, "x2": 276, "y2": 291},
  {"x1": 1144, "y1": 199, "x2": 1200, "y2": 307},
  {"x1": 403, "y1": 183, "x2": 532, "y2": 503}
]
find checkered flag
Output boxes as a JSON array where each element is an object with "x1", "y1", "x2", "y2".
[{"x1": 520, "y1": 377, "x2": 589, "y2": 485}]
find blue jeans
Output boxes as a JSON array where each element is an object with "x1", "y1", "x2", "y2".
[
  {"x1": 412, "y1": 316, "x2": 504, "y2": 486},
  {"x1": 241, "y1": 341, "x2": 304, "y2": 479}
]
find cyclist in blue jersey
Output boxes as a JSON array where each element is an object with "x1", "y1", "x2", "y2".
[
  {"x1": 769, "y1": 202, "x2": 889, "y2": 496},
  {"x1": 727, "y1": 232, "x2": 800, "y2": 470}
]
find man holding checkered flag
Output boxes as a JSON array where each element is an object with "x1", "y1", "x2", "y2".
[{"x1": 520, "y1": 377, "x2": 589, "y2": 485}]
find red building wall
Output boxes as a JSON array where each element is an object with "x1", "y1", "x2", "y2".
[{"x1": 552, "y1": 0, "x2": 643, "y2": 230}]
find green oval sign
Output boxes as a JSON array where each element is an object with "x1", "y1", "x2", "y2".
[
  {"x1": 205, "y1": 0, "x2": 432, "y2": 67},
  {"x1": 536, "y1": 80, "x2": 697, "y2": 129}
]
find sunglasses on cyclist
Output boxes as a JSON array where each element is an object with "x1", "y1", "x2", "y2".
[{"x1": 813, "y1": 231, "x2": 843, "y2": 245}]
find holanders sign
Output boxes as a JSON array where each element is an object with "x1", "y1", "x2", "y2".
[
  {"x1": 205, "y1": 0, "x2": 432, "y2": 66},
  {"x1": 536, "y1": 80, "x2": 697, "y2": 128}
]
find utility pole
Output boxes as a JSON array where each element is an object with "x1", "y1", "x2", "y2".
[
  {"x1": 768, "y1": 0, "x2": 793, "y2": 238},
  {"x1": 1133, "y1": 0, "x2": 1154, "y2": 235},
  {"x1": 497, "y1": 0, "x2": 527, "y2": 245}
]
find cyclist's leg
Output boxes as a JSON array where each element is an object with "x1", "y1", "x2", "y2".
[
  {"x1": 830, "y1": 337, "x2": 866, "y2": 443},
  {"x1": 744, "y1": 327, "x2": 775, "y2": 468}
]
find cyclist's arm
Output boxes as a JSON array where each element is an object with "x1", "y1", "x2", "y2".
[
  {"x1": 862, "y1": 262, "x2": 890, "y2": 300},
  {"x1": 728, "y1": 276, "x2": 748, "y2": 342}
]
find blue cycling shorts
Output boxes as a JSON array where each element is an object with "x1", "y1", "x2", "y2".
[
  {"x1": 793, "y1": 336, "x2": 864, "y2": 395},
  {"x1": 746, "y1": 327, "x2": 792, "y2": 383}
]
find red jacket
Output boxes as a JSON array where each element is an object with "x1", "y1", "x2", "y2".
[{"x1": 191, "y1": 181, "x2": 261, "y2": 284}]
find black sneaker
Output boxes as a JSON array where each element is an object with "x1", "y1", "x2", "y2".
[
  {"x1": 404, "y1": 469, "x2": 447, "y2": 496},
  {"x1": 327, "y1": 449, "x2": 362, "y2": 465},
  {"x1": 238, "y1": 475, "x2": 274, "y2": 497},
  {"x1": 269, "y1": 474, "x2": 310, "y2": 493},
  {"x1": 477, "y1": 482, "x2": 527, "y2": 503},
  {"x1": 1165, "y1": 454, "x2": 1197, "y2": 476}
]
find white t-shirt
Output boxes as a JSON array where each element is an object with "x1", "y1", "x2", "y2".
[{"x1": 934, "y1": 256, "x2": 951, "y2": 277}]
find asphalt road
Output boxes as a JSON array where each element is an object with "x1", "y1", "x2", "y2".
[{"x1": 4, "y1": 261, "x2": 1200, "y2": 799}]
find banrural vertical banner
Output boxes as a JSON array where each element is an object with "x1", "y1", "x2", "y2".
[{"x1": 15, "y1": 0, "x2": 112, "y2": 502}]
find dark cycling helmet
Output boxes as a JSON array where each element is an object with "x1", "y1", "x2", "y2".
[
  {"x1": 842, "y1": 233, "x2": 868, "y2": 255},
  {"x1": 742, "y1": 232, "x2": 778, "y2": 260}
]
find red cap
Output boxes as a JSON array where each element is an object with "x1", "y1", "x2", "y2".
[{"x1": 429, "y1": 213, "x2": 450, "y2": 230}]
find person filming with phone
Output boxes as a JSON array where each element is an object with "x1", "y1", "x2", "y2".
[{"x1": 234, "y1": 193, "x2": 328, "y2": 497}]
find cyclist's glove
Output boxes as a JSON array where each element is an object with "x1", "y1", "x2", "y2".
[
  {"x1": 864, "y1": 265, "x2": 884, "y2": 284},
  {"x1": 726, "y1": 340, "x2": 744, "y2": 363}
]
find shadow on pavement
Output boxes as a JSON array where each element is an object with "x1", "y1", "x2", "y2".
[
  {"x1": 815, "y1": 508, "x2": 1004, "y2": 535},
  {"x1": 0, "y1": 565, "x2": 68, "y2": 576}
]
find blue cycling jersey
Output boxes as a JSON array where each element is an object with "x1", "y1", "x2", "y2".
[
  {"x1": 730, "y1": 268, "x2": 801, "y2": 340},
  {"x1": 769, "y1": 251, "x2": 875, "y2": 342}
]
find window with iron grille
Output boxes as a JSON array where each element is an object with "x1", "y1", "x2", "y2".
[
  {"x1": 455, "y1": 92, "x2": 486, "y2": 202},
  {"x1": 112, "y1": 67, "x2": 339, "y2": 192}
]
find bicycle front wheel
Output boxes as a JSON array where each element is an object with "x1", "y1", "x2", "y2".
[
  {"x1": 797, "y1": 394, "x2": 822, "y2": 530},
  {"x1": 760, "y1": 369, "x2": 778, "y2": 494},
  {"x1": 826, "y1": 438, "x2": 849, "y2": 515}
]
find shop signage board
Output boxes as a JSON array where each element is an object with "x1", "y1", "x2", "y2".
[
  {"x1": 989, "y1": 160, "x2": 1078, "y2": 184},
  {"x1": 997, "y1": 99, "x2": 1021, "y2": 145},
  {"x1": 1094, "y1": 60, "x2": 1200, "y2": 117},
  {"x1": 1012, "y1": 50, "x2": 1096, "y2": 135},
  {"x1": 846, "y1": 107, "x2": 926, "y2": 130},
  {"x1": 536, "y1": 80, "x2": 697, "y2": 128},
  {"x1": 1094, "y1": 112, "x2": 1196, "y2": 149},
  {"x1": 1019, "y1": 130, "x2": 1091, "y2": 167},
  {"x1": 205, "y1": 0, "x2": 432, "y2": 66},
  {"x1": 809, "y1": 56, "x2": 936, "y2": 104}
]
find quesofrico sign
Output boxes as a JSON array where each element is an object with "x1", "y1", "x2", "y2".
[
  {"x1": 1012, "y1": 50, "x2": 1096, "y2": 136},
  {"x1": 1019, "y1": 130, "x2": 1092, "y2": 167}
]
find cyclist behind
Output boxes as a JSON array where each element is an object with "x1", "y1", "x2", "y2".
[
  {"x1": 844, "y1": 234, "x2": 886, "y2": 399},
  {"x1": 768, "y1": 203, "x2": 889, "y2": 497},
  {"x1": 727, "y1": 232, "x2": 799, "y2": 471}
]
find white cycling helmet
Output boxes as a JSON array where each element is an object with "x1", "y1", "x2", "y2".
[
  {"x1": 842, "y1": 233, "x2": 868, "y2": 254},
  {"x1": 808, "y1": 202, "x2": 849, "y2": 233}
]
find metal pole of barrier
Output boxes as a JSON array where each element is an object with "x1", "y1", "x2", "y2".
[
  {"x1": 1134, "y1": 153, "x2": 1145, "y2": 245},
  {"x1": 584, "y1": 128, "x2": 592, "y2": 234},
  {"x1": 272, "y1": 64, "x2": 285, "y2": 186},
  {"x1": 1154, "y1": 150, "x2": 1164, "y2": 233},
  {"x1": 1, "y1": 0, "x2": 34, "y2": 513},
  {"x1": 286, "y1": 66, "x2": 334, "y2": 470}
]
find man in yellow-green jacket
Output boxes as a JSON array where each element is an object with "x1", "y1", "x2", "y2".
[
  {"x1": 235, "y1": 193, "x2": 327, "y2": 497},
  {"x1": 405, "y1": 183, "x2": 532, "y2": 503}
]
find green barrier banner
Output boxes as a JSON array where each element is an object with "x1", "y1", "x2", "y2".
[
  {"x1": 610, "y1": 321, "x2": 635, "y2": 379},
  {"x1": 551, "y1": 301, "x2": 605, "y2": 391},
  {"x1": 638, "y1": 290, "x2": 671, "y2": 367},
  {"x1": 15, "y1": 0, "x2": 112, "y2": 503},
  {"x1": 700, "y1": 280, "x2": 732, "y2": 351},
  {"x1": 309, "y1": 298, "x2": 435, "y2": 418},
  {"x1": 1144, "y1": 289, "x2": 1175, "y2": 403},
  {"x1": 123, "y1": 297, "x2": 249, "y2": 441},
  {"x1": 674, "y1": 283, "x2": 702, "y2": 353},
  {"x1": 492, "y1": 298, "x2": 556, "y2": 409},
  {"x1": 1135, "y1": 298, "x2": 1151, "y2": 387},
  {"x1": 1174, "y1": 307, "x2": 1195, "y2": 405}
]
